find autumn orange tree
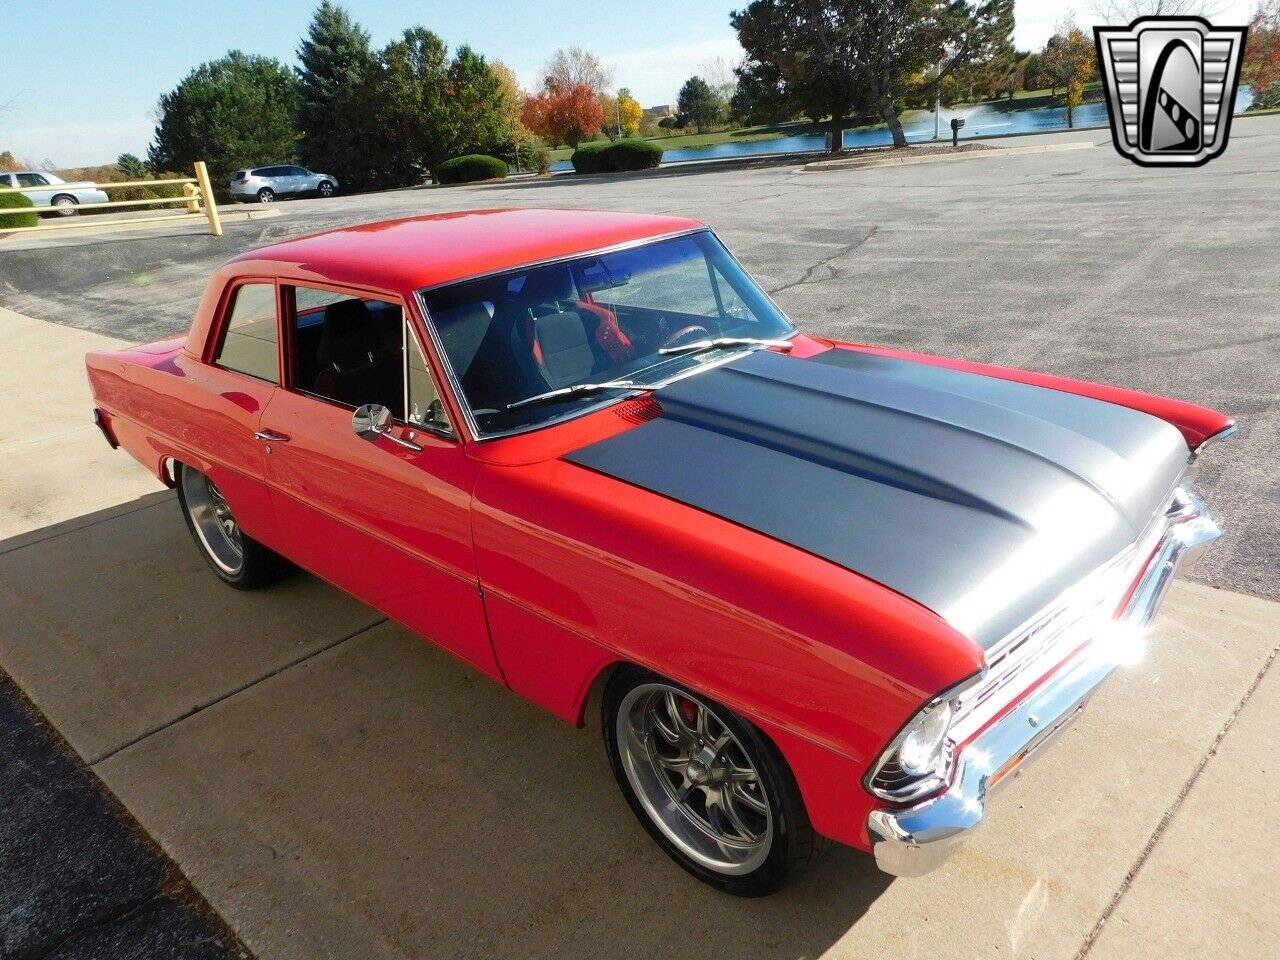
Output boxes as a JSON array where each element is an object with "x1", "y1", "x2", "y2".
[
  {"x1": 1246, "y1": 1, "x2": 1280, "y2": 110},
  {"x1": 522, "y1": 81, "x2": 604, "y2": 147}
]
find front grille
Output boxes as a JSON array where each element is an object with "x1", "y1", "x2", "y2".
[
  {"x1": 948, "y1": 489, "x2": 1185, "y2": 744},
  {"x1": 868, "y1": 485, "x2": 1205, "y2": 805}
]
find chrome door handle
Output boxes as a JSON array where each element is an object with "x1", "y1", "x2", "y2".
[{"x1": 254, "y1": 429, "x2": 290, "y2": 442}]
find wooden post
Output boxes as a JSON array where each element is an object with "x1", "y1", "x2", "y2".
[
  {"x1": 193, "y1": 161, "x2": 222, "y2": 237},
  {"x1": 182, "y1": 182, "x2": 200, "y2": 214}
]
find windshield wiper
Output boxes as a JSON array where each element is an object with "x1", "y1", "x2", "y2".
[
  {"x1": 505, "y1": 380, "x2": 647, "y2": 411},
  {"x1": 658, "y1": 336, "x2": 794, "y2": 356}
]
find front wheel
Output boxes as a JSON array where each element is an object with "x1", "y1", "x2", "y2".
[
  {"x1": 52, "y1": 195, "x2": 78, "y2": 217},
  {"x1": 175, "y1": 463, "x2": 288, "y2": 589},
  {"x1": 317, "y1": 180, "x2": 334, "y2": 198},
  {"x1": 603, "y1": 667, "x2": 824, "y2": 896}
]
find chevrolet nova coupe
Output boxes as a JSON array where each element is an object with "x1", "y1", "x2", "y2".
[{"x1": 86, "y1": 209, "x2": 1234, "y2": 895}]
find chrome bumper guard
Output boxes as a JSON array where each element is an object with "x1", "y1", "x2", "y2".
[{"x1": 867, "y1": 491, "x2": 1221, "y2": 878}]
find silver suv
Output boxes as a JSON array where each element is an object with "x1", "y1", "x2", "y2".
[{"x1": 230, "y1": 165, "x2": 338, "y2": 203}]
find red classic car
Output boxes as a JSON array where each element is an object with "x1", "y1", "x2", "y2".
[{"x1": 86, "y1": 209, "x2": 1233, "y2": 895}]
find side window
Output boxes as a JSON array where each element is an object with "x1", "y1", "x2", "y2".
[
  {"x1": 16, "y1": 173, "x2": 49, "y2": 187},
  {"x1": 214, "y1": 283, "x2": 279, "y2": 383},
  {"x1": 406, "y1": 326, "x2": 453, "y2": 436}
]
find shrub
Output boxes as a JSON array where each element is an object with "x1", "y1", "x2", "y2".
[
  {"x1": 532, "y1": 142, "x2": 552, "y2": 175},
  {"x1": 434, "y1": 154, "x2": 509, "y2": 184},
  {"x1": 657, "y1": 115, "x2": 677, "y2": 129},
  {"x1": 570, "y1": 139, "x2": 663, "y2": 174},
  {"x1": 0, "y1": 188, "x2": 37, "y2": 231},
  {"x1": 569, "y1": 140, "x2": 611, "y2": 174}
]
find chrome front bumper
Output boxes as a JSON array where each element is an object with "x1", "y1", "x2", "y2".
[{"x1": 867, "y1": 492, "x2": 1221, "y2": 878}]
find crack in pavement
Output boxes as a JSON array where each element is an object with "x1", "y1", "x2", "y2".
[
  {"x1": 767, "y1": 226, "x2": 878, "y2": 296},
  {"x1": 1074, "y1": 643, "x2": 1280, "y2": 959},
  {"x1": 89, "y1": 616, "x2": 387, "y2": 767}
]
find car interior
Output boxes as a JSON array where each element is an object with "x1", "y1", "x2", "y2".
[
  {"x1": 290, "y1": 290, "x2": 449, "y2": 433},
  {"x1": 427, "y1": 263, "x2": 717, "y2": 415}
]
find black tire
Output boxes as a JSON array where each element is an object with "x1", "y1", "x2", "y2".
[
  {"x1": 175, "y1": 463, "x2": 289, "y2": 590},
  {"x1": 317, "y1": 180, "x2": 335, "y2": 198},
  {"x1": 257, "y1": 187, "x2": 275, "y2": 203},
  {"x1": 51, "y1": 194, "x2": 78, "y2": 217},
  {"x1": 602, "y1": 665, "x2": 824, "y2": 896}
]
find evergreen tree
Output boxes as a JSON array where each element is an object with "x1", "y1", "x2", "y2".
[
  {"x1": 149, "y1": 51, "x2": 297, "y2": 183},
  {"x1": 677, "y1": 76, "x2": 724, "y2": 133},
  {"x1": 296, "y1": 2, "x2": 375, "y2": 185}
]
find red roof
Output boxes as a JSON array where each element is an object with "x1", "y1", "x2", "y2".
[{"x1": 228, "y1": 208, "x2": 705, "y2": 292}]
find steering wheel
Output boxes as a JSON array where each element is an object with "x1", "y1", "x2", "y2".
[{"x1": 661, "y1": 324, "x2": 712, "y2": 350}]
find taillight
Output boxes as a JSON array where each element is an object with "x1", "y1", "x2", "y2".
[{"x1": 237, "y1": 178, "x2": 250, "y2": 185}]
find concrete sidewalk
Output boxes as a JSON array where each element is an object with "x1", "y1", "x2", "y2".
[{"x1": 1, "y1": 305, "x2": 1277, "y2": 959}]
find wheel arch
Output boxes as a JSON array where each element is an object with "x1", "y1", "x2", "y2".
[{"x1": 588, "y1": 659, "x2": 873, "y2": 851}]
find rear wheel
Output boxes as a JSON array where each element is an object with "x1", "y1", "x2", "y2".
[
  {"x1": 52, "y1": 194, "x2": 78, "y2": 217},
  {"x1": 603, "y1": 666, "x2": 823, "y2": 896},
  {"x1": 256, "y1": 187, "x2": 275, "y2": 203},
  {"x1": 176, "y1": 463, "x2": 287, "y2": 589}
]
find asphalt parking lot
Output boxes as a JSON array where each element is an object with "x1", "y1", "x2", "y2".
[{"x1": 1, "y1": 120, "x2": 1277, "y2": 959}]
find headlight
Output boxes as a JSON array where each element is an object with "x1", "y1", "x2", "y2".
[
  {"x1": 866, "y1": 682, "x2": 973, "y2": 803},
  {"x1": 897, "y1": 700, "x2": 953, "y2": 776}
]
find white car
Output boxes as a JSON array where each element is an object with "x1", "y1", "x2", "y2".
[
  {"x1": 229, "y1": 165, "x2": 338, "y2": 203},
  {"x1": 0, "y1": 171, "x2": 110, "y2": 216}
]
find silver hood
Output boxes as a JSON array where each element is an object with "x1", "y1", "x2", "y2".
[{"x1": 565, "y1": 347, "x2": 1190, "y2": 649}]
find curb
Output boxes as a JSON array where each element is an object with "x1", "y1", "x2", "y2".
[{"x1": 800, "y1": 140, "x2": 1096, "y2": 172}]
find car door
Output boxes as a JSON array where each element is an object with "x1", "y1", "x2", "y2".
[
  {"x1": 15, "y1": 172, "x2": 54, "y2": 207},
  {"x1": 188, "y1": 279, "x2": 283, "y2": 546},
  {"x1": 287, "y1": 166, "x2": 314, "y2": 194},
  {"x1": 257, "y1": 282, "x2": 497, "y2": 676}
]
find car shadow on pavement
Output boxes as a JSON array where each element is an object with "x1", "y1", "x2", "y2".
[{"x1": 1, "y1": 494, "x2": 894, "y2": 959}]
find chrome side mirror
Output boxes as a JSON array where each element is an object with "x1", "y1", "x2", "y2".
[{"x1": 352, "y1": 403, "x2": 423, "y2": 452}]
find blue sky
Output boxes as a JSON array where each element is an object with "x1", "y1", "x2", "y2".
[{"x1": 0, "y1": 0, "x2": 1255, "y2": 167}]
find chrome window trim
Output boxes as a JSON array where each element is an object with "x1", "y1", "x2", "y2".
[{"x1": 414, "y1": 228, "x2": 798, "y2": 443}]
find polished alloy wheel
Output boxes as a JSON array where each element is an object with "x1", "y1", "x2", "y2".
[
  {"x1": 54, "y1": 196, "x2": 77, "y2": 216},
  {"x1": 257, "y1": 188, "x2": 274, "y2": 203},
  {"x1": 180, "y1": 469, "x2": 244, "y2": 575},
  {"x1": 616, "y1": 683, "x2": 773, "y2": 875},
  {"x1": 318, "y1": 182, "x2": 334, "y2": 197}
]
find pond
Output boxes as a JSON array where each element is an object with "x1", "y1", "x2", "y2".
[{"x1": 549, "y1": 86, "x2": 1256, "y2": 172}]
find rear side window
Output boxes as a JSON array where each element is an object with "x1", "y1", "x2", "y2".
[
  {"x1": 232, "y1": 170, "x2": 247, "y2": 180},
  {"x1": 215, "y1": 283, "x2": 279, "y2": 383}
]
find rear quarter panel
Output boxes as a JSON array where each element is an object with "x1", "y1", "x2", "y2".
[{"x1": 85, "y1": 340, "x2": 280, "y2": 543}]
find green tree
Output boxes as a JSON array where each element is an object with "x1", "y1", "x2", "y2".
[
  {"x1": 355, "y1": 29, "x2": 510, "y2": 187},
  {"x1": 149, "y1": 51, "x2": 298, "y2": 183},
  {"x1": 677, "y1": 76, "x2": 723, "y2": 132},
  {"x1": 295, "y1": 2, "x2": 376, "y2": 186},
  {"x1": 730, "y1": 59, "x2": 800, "y2": 124},
  {"x1": 441, "y1": 45, "x2": 509, "y2": 162},
  {"x1": 732, "y1": 0, "x2": 1014, "y2": 150},
  {"x1": 116, "y1": 153, "x2": 151, "y2": 179}
]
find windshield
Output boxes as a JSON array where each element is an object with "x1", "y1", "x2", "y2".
[{"x1": 419, "y1": 230, "x2": 794, "y2": 437}]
